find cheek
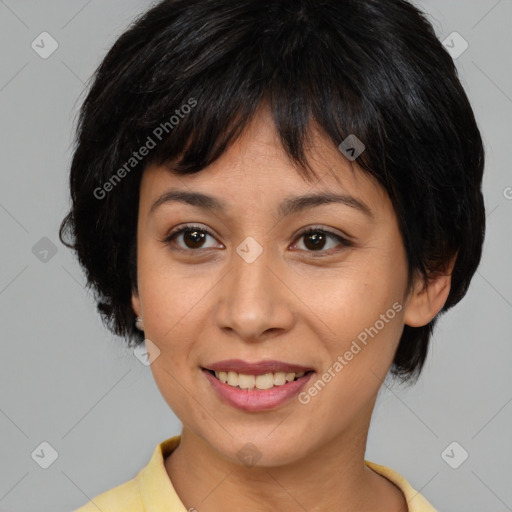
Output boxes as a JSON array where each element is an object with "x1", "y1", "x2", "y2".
[
  {"x1": 298, "y1": 262, "x2": 405, "y2": 343},
  {"x1": 148, "y1": 361, "x2": 213, "y2": 431},
  {"x1": 298, "y1": 299, "x2": 405, "y2": 428},
  {"x1": 294, "y1": 246, "x2": 408, "y2": 386},
  {"x1": 137, "y1": 244, "x2": 214, "y2": 342},
  {"x1": 136, "y1": 252, "x2": 216, "y2": 407}
]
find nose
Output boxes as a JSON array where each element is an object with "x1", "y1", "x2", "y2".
[{"x1": 214, "y1": 245, "x2": 296, "y2": 342}]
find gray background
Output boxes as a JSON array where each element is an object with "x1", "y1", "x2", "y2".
[{"x1": 1, "y1": 1, "x2": 511, "y2": 511}]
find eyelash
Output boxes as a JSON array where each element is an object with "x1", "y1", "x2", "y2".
[{"x1": 161, "y1": 224, "x2": 352, "y2": 257}]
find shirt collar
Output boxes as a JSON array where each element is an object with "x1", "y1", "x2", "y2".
[{"x1": 137, "y1": 436, "x2": 437, "y2": 512}]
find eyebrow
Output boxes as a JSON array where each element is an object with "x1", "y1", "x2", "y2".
[{"x1": 149, "y1": 190, "x2": 374, "y2": 220}]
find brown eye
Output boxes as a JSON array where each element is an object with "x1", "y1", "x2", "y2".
[
  {"x1": 293, "y1": 227, "x2": 351, "y2": 254},
  {"x1": 303, "y1": 231, "x2": 327, "y2": 251},
  {"x1": 164, "y1": 224, "x2": 220, "y2": 251},
  {"x1": 181, "y1": 229, "x2": 207, "y2": 249}
]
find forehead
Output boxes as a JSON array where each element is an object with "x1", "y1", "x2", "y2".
[{"x1": 139, "y1": 107, "x2": 388, "y2": 218}]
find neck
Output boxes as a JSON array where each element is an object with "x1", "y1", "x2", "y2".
[{"x1": 164, "y1": 414, "x2": 407, "y2": 511}]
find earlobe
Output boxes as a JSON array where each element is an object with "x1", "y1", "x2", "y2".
[
  {"x1": 131, "y1": 291, "x2": 141, "y2": 318},
  {"x1": 131, "y1": 292, "x2": 145, "y2": 331},
  {"x1": 403, "y1": 256, "x2": 456, "y2": 328}
]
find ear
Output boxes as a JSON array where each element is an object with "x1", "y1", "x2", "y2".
[
  {"x1": 403, "y1": 255, "x2": 457, "y2": 328},
  {"x1": 131, "y1": 290, "x2": 142, "y2": 318}
]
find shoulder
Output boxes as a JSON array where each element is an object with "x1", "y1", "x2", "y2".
[
  {"x1": 365, "y1": 460, "x2": 439, "y2": 512},
  {"x1": 73, "y1": 436, "x2": 182, "y2": 512},
  {"x1": 73, "y1": 477, "x2": 142, "y2": 512}
]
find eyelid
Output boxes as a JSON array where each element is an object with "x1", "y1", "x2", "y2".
[
  {"x1": 293, "y1": 225, "x2": 353, "y2": 244},
  {"x1": 161, "y1": 223, "x2": 353, "y2": 255},
  {"x1": 290, "y1": 225, "x2": 353, "y2": 255},
  {"x1": 161, "y1": 223, "x2": 221, "y2": 248}
]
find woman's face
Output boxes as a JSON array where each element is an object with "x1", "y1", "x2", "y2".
[{"x1": 132, "y1": 107, "x2": 415, "y2": 467}]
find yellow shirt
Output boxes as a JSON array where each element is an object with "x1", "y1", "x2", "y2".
[{"x1": 74, "y1": 436, "x2": 437, "y2": 511}]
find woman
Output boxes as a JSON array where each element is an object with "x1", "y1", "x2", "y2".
[{"x1": 61, "y1": 0, "x2": 485, "y2": 510}]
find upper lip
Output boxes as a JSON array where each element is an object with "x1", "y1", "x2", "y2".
[{"x1": 202, "y1": 359, "x2": 314, "y2": 375}]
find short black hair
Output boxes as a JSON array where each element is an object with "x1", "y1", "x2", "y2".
[{"x1": 59, "y1": 0, "x2": 486, "y2": 383}]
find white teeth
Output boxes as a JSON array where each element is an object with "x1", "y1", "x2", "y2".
[
  {"x1": 227, "y1": 371, "x2": 238, "y2": 387},
  {"x1": 255, "y1": 373, "x2": 274, "y2": 390},
  {"x1": 213, "y1": 370, "x2": 308, "y2": 389},
  {"x1": 273, "y1": 372, "x2": 286, "y2": 386},
  {"x1": 238, "y1": 373, "x2": 255, "y2": 389}
]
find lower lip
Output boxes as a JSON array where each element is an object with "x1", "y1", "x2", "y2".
[{"x1": 202, "y1": 369, "x2": 314, "y2": 412}]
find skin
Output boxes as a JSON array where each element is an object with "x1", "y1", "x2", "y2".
[{"x1": 131, "y1": 106, "x2": 452, "y2": 511}]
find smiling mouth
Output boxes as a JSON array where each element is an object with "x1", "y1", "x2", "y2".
[{"x1": 203, "y1": 368, "x2": 315, "y2": 390}]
